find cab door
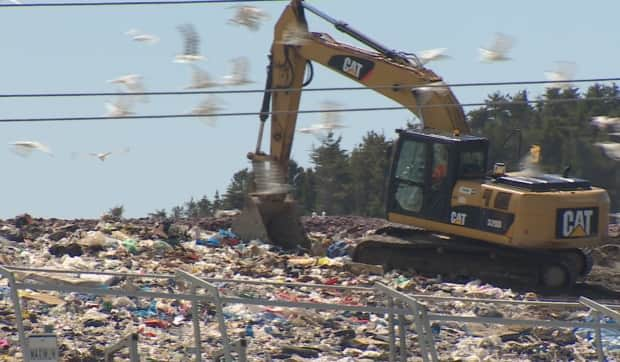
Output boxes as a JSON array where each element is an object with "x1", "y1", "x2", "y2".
[{"x1": 387, "y1": 136, "x2": 454, "y2": 222}]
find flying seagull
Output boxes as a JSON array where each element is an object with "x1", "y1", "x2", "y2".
[
  {"x1": 89, "y1": 147, "x2": 130, "y2": 162},
  {"x1": 591, "y1": 116, "x2": 620, "y2": 130},
  {"x1": 108, "y1": 74, "x2": 147, "y2": 103},
  {"x1": 277, "y1": 23, "x2": 310, "y2": 46},
  {"x1": 545, "y1": 61, "x2": 577, "y2": 90},
  {"x1": 228, "y1": 5, "x2": 270, "y2": 31},
  {"x1": 298, "y1": 101, "x2": 346, "y2": 138},
  {"x1": 174, "y1": 23, "x2": 204, "y2": 63},
  {"x1": 220, "y1": 57, "x2": 254, "y2": 86},
  {"x1": 417, "y1": 48, "x2": 450, "y2": 65},
  {"x1": 595, "y1": 142, "x2": 620, "y2": 161},
  {"x1": 186, "y1": 64, "x2": 220, "y2": 89},
  {"x1": 190, "y1": 96, "x2": 225, "y2": 127},
  {"x1": 125, "y1": 29, "x2": 159, "y2": 44},
  {"x1": 105, "y1": 96, "x2": 135, "y2": 117},
  {"x1": 9, "y1": 141, "x2": 52, "y2": 157},
  {"x1": 479, "y1": 33, "x2": 514, "y2": 62}
]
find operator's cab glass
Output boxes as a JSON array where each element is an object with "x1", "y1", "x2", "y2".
[
  {"x1": 387, "y1": 130, "x2": 488, "y2": 222},
  {"x1": 458, "y1": 150, "x2": 486, "y2": 179}
]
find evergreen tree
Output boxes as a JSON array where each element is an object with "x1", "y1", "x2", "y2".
[
  {"x1": 171, "y1": 205, "x2": 184, "y2": 219},
  {"x1": 148, "y1": 209, "x2": 168, "y2": 219},
  {"x1": 184, "y1": 198, "x2": 199, "y2": 218},
  {"x1": 222, "y1": 168, "x2": 249, "y2": 210},
  {"x1": 310, "y1": 132, "x2": 352, "y2": 215},
  {"x1": 212, "y1": 190, "x2": 223, "y2": 212},
  {"x1": 349, "y1": 131, "x2": 390, "y2": 217},
  {"x1": 197, "y1": 195, "x2": 213, "y2": 217}
]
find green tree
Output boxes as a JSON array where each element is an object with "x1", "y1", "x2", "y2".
[
  {"x1": 310, "y1": 132, "x2": 352, "y2": 215},
  {"x1": 148, "y1": 209, "x2": 168, "y2": 219},
  {"x1": 349, "y1": 131, "x2": 390, "y2": 217},
  {"x1": 107, "y1": 205, "x2": 124, "y2": 220},
  {"x1": 196, "y1": 195, "x2": 213, "y2": 217},
  {"x1": 212, "y1": 190, "x2": 223, "y2": 212},
  {"x1": 222, "y1": 168, "x2": 249, "y2": 210},
  {"x1": 171, "y1": 205, "x2": 184, "y2": 219},
  {"x1": 184, "y1": 198, "x2": 199, "y2": 218}
]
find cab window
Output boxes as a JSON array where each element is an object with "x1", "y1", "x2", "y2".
[
  {"x1": 395, "y1": 140, "x2": 426, "y2": 183},
  {"x1": 458, "y1": 151, "x2": 486, "y2": 178}
]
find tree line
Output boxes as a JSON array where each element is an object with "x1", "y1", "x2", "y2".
[{"x1": 152, "y1": 84, "x2": 620, "y2": 219}]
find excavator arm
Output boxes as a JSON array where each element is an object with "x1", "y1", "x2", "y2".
[
  {"x1": 255, "y1": 0, "x2": 469, "y2": 168},
  {"x1": 233, "y1": 0, "x2": 469, "y2": 248}
]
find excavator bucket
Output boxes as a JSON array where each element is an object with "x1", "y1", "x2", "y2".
[{"x1": 232, "y1": 194, "x2": 310, "y2": 250}]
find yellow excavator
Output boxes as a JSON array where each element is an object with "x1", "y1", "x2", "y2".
[{"x1": 232, "y1": 0, "x2": 610, "y2": 288}]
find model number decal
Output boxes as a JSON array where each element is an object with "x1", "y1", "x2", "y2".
[{"x1": 487, "y1": 218, "x2": 503, "y2": 229}]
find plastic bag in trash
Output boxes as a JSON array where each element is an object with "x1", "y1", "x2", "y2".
[{"x1": 327, "y1": 240, "x2": 350, "y2": 258}]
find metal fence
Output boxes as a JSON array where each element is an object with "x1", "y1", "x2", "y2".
[{"x1": 1, "y1": 265, "x2": 619, "y2": 362}]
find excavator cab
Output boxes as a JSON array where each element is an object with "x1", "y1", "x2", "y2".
[{"x1": 387, "y1": 129, "x2": 489, "y2": 224}]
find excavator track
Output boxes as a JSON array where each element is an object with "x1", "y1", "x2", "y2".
[{"x1": 352, "y1": 225, "x2": 591, "y2": 289}]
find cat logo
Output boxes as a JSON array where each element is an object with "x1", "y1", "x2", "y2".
[
  {"x1": 450, "y1": 211, "x2": 467, "y2": 226},
  {"x1": 342, "y1": 57, "x2": 363, "y2": 79},
  {"x1": 327, "y1": 55, "x2": 375, "y2": 81},
  {"x1": 557, "y1": 208, "x2": 598, "y2": 238}
]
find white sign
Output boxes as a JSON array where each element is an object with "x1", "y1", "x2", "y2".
[{"x1": 28, "y1": 334, "x2": 58, "y2": 362}]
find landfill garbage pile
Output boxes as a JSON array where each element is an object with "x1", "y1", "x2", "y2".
[{"x1": 0, "y1": 213, "x2": 618, "y2": 361}]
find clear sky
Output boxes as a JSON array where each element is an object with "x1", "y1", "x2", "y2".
[{"x1": 0, "y1": 0, "x2": 618, "y2": 219}]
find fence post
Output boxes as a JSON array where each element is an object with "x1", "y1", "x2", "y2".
[
  {"x1": 0, "y1": 266, "x2": 28, "y2": 361},
  {"x1": 104, "y1": 333, "x2": 140, "y2": 362},
  {"x1": 420, "y1": 308, "x2": 438, "y2": 362},
  {"x1": 594, "y1": 311, "x2": 604, "y2": 362},
  {"x1": 411, "y1": 301, "x2": 430, "y2": 362},
  {"x1": 190, "y1": 286, "x2": 202, "y2": 362},
  {"x1": 387, "y1": 297, "x2": 395, "y2": 362},
  {"x1": 398, "y1": 313, "x2": 407, "y2": 361},
  {"x1": 176, "y1": 270, "x2": 231, "y2": 362},
  {"x1": 578, "y1": 296, "x2": 620, "y2": 362}
]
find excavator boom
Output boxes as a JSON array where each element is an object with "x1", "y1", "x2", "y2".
[{"x1": 233, "y1": 0, "x2": 468, "y2": 247}]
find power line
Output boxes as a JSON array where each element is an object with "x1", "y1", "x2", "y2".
[
  {"x1": 0, "y1": 95, "x2": 618, "y2": 123},
  {"x1": 0, "y1": 0, "x2": 283, "y2": 7},
  {"x1": 0, "y1": 77, "x2": 618, "y2": 99}
]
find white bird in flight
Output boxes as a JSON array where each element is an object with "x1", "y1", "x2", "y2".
[
  {"x1": 412, "y1": 81, "x2": 450, "y2": 104},
  {"x1": 545, "y1": 61, "x2": 577, "y2": 90},
  {"x1": 89, "y1": 147, "x2": 130, "y2": 162},
  {"x1": 479, "y1": 33, "x2": 514, "y2": 62},
  {"x1": 595, "y1": 142, "x2": 620, "y2": 161},
  {"x1": 228, "y1": 5, "x2": 270, "y2": 31},
  {"x1": 190, "y1": 96, "x2": 225, "y2": 127},
  {"x1": 9, "y1": 141, "x2": 52, "y2": 157},
  {"x1": 277, "y1": 23, "x2": 310, "y2": 46},
  {"x1": 174, "y1": 23, "x2": 204, "y2": 63},
  {"x1": 220, "y1": 57, "x2": 254, "y2": 86},
  {"x1": 125, "y1": 29, "x2": 159, "y2": 44},
  {"x1": 417, "y1": 48, "x2": 450, "y2": 65},
  {"x1": 105, "y1": 96, "x2": 135, "y2": 117},
  {"x1": 591, "y1": 116, "x2": 620, "y2": 130},
  {"x1": 186, "y1": 64, "x2": 220, "y2": 89},
  {"x1": 298, "y1": 101, "x2": 346, "y2": 138},
  {"x1": 107, "y1": 74, "x2": 148, "y2": 106}
]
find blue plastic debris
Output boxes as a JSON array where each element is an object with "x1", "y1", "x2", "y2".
[
  {"x1": 574, "y1": 314, "x2": 620, "y2": 351},
  {"x1": 327, "y1": 240, "x2": 350, "y2": 258}
]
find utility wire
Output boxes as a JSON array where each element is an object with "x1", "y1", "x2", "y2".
[
  {"x1": 0, "y1": 95, "x2": 618, "y2": 123},
  {"x1": 0, "y1": 77, "x2": 618, "y2": 99},
  {"x1": 0, "y1": 0, "x2": 284, "y2": 7}
]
